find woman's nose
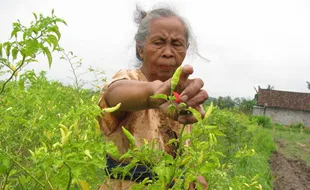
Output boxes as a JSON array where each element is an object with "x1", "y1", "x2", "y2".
[{"x1": 162, "y1": 44, "x2": 174, "y2": 58}]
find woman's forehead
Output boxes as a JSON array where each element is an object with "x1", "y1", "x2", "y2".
[{"x1": 148, "y1": 16, "x2": 186, "y2": 39}]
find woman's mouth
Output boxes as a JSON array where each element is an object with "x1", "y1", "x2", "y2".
[{"x1": 159, "y1": 65, "x2": 175, "y2": 70}]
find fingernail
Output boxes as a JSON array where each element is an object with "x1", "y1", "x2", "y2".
[
  {"x1": 178, "y1": 118, "x2": 186, "y2": 124},
  {"x1": 181, "y1": 95, "x2": 188, "y2": 102}
]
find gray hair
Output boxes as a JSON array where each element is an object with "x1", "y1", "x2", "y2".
[{"x1": 133, "y1": 6, "x2": 190, "y2": 62}]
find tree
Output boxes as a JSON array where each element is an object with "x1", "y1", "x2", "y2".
[
  {"x1": 307, "y1": 81, "x2": 310, "y2": 90},
  {"x1": 217, "y1": 96, "x2": 235, "y2": 109},
  {"x1": 238, "y1": 98, "x2": 256, "y2": 114}
]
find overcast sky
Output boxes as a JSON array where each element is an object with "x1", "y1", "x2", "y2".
[{"x1": 1, "y1": 0, "x2": 309, "y2": 98}]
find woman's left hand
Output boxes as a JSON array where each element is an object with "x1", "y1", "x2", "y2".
[
  {"x1": 189, "y1": 175, "x2": 208, "y2": 190},
  {"x1": 175, "y1": 65, "x2": 209, "y2": 124}
]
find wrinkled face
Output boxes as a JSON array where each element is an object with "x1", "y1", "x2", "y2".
[{"x1": 138, "y1": 16, "x2": 187, "y2": 82}]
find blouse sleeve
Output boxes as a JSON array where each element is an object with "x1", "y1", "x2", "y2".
[{"x1": 98, "y1": 69, "x2": 138, "y2": 136}]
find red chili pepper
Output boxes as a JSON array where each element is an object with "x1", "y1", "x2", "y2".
[{"x1": 173, "y1": 92, "x2": 181, "y2": 104}]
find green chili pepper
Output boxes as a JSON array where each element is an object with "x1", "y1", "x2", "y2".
[
  {"x1": 180, "y1": 156, "x2": 192, "y2": 166},
  {"x1": 102, "y1": 103, "x2": 121, "y2": 113},
  {"x1": 59, "y1": 124, "x2": 69, "y2": 134},
  {"x1": 198, "y1": 152, "x2": 204, "y2": 165},
  {"x1": 61, "y1": 131, "x2": 72, "y2": 146},
  {"x1": 170, "y1": 66, "x2": 182, "y2": 93},
  {"x1": 122, "y1": 126, "x2": 136, "y2": 148},
  {"x1": 84, "y1": 150, "x2": 93, "y2": 159},
  {"x1": 204, "y1": 102, "x2": 214, "y2": 119}
]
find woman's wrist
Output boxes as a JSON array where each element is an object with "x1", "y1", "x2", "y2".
[{"x1": 147, "y1": 80, "x2": 165, "y2": 109}]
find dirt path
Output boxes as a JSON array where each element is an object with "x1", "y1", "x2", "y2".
[{"x1": 269, "y1": 151, "x2": 310, "y2": 190}]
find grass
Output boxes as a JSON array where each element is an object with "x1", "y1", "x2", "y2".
[{"x1": 226, "y1": 124, "x2": 276, "y2": 189}]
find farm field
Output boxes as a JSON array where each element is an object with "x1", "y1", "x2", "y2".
[
  {"x1": 0, "y1": 74, "x2": 277, "y2": 189},
  {"x1": 1, "y1": 10, "x2": 309, "y2": 190},
  {"x1": 268, "y1": 127, "x2": 310, "y2": 190}
]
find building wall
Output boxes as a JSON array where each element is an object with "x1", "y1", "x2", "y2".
[{"x1": 253, "y1": 106, "x2": 310, "y2": 127}]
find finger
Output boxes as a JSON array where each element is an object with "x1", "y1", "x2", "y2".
[
  {"x1": 185, "y1": 90, "x2": 209, "y2": 108},
  {"x1": 178, "y1": 115, "x2": 196, "y2": 124},
  {"x1": 177, "y1": 65, "x2": 194, "y2": 91},
  {"x1": 196, "y1": 176, "x2": 208, "y2": 190},
  {"x1": 189, "y1": 183, "x2": 195, "y2": 190},
  {"x1": 178, "y1": 105, "x2": 205, "y2": 124},
  {"x1": 179, "y1": 78, "x2": 204, "y2": 103}
]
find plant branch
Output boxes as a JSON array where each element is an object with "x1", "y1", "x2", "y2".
[
  {"x1": 2, "y1": 165, "x2": 13, "y2": 190},
  {"x1": 62, "y1": 51, "x2": 80, "y2": 90},
  {"x1": 0, "y1": 56, "x2": 26, "y2": 93},
  {"x1": 64, "y1": 162, "x2": 72, "y2": 190},
  {"x1": 45, "y1": 171, "x2": 53, "y2": 189},
  {"x1": 1, "y1": 150, "x2": 46, "y2": 189}
]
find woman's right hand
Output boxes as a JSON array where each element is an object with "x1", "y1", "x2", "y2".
[{"x1": 152, "y1": 65, "x2": 209, "y2": 124}]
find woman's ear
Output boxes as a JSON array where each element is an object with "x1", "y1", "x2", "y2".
[{"x1": 137, "y1": 46, "x2": 144, "y2": 60}]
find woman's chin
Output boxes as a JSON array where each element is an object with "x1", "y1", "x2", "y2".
[{"x1": 157, "y1": 72, "x2": 173, "y2": 81}]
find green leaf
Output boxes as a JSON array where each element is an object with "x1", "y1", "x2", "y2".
[
  {"x1": 167, "y1": 104, "x2": 176, "y2": 117},
  {"x1": 211, "y1": 129, "x2": 226, "y2": 136},
  {"x1": 106, "y1": 141, "x2": 120, "y2": 160},
  {"x1": 162, "y1": 154, "x2": 174, "y2": 165},
  {"x1": 168, "y1": 95, "x2": 176, "y2": 101},
  {"x1": 153, "y1": 165, "x2": 174, "y2": 183},
  {"x1": 54, "y1": 18, "x2": 67, "y2": 25},
  {"x1": 52, "y1": 9, "x2": 54, "y2": 15},
  {"x1": 0, "y1": 153, "x2": 11, "y2": 174},
  {"x1": 79, "y1": 180, "x2": 90, "y2": 190},
  {"x1": 170, "y1": 65, "x2": 182, "y2": 92},
  {"x1": 0, "y1": 58, "x2": 7, "y2": 63},
  {"x1": 47, "y1": 26, "x2": 61, "y2": 40},
  {"x1": 5, "y1": 43, "x2": 11, "y2": 57},
  {"x1": 23, "y1": 39, "x2": 40, "y2": 56},
  {"x1": 167, "y1": 138, "x2": 178, "y2": 146},
  {"x1": 119, "y1": 151, "x2": 132, "y2": 160},
  {"x1": 204, "y1": 125, "x2": 217, "y2": 129},
  {"x1": 188, "y1": 107, "x2": 202, "y2": 122},
  {"x1": 184, "y1": 174, "x2": 196, "y2": 190},
  {"x1": 46, "y1": 34, "x2": 58, "y2": 50},
  {"x1": 150, "y1": 93, "x2": 168, "y2": 101},
  {"x1": 0, "y1": 43, "x2": 2, "y2": 57},
  {"x1": 42, "y1": 47, "x2": 52, "y2": 68},
  {"x1": 122, "y1": 159, "x2": 138, "y2": 178},
  {"x1": 23, "y1": 31, "x2": 28, "y2": 40},
  {"x1": 32, "y1": 12, "x2": 37, "y2": 20},
  {"x1": 12, "y1": 47, "x2": 18, "y2": 61},
  {"x1": 10, "y1": 27, "x2": 20, "y2": 39},
  {"x1": 179, "y1": 102, "x2": 187, "y2": 108}
]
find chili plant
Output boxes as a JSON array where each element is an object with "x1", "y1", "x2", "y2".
[
  {"x1": 0, "y1": 9, "x2": 66, "y2": 93},
  {"x1": 109, "y1": 66, "x2": 263, "y2": 189}
]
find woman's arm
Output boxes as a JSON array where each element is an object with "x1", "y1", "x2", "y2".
[
  {"x1": 104, "y1": 65, "x2": 209, "y2": 124},
  {"x1": 104, "y1": 80, "x2": 164, "y2": 112}
]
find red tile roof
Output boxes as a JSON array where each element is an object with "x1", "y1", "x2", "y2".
[{"x1": 257, "y1": 89, "x2": 310, "y2": 111}]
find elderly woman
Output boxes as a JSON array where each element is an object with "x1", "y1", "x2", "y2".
[{"x1": 98, "y1": 6, "x2": 209, "y2": 190}]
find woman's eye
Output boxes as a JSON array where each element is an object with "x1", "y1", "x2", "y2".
[
  {"x1": 173, "y1": 41, "x2": 183, "y2": 46},
  {"x1": 153, "y1": 40, "x2": 164, "y2": 45}
]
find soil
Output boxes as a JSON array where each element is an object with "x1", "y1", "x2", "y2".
[{"x1": 269, "y1": 151, "x2": 310, "y2": 190}]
